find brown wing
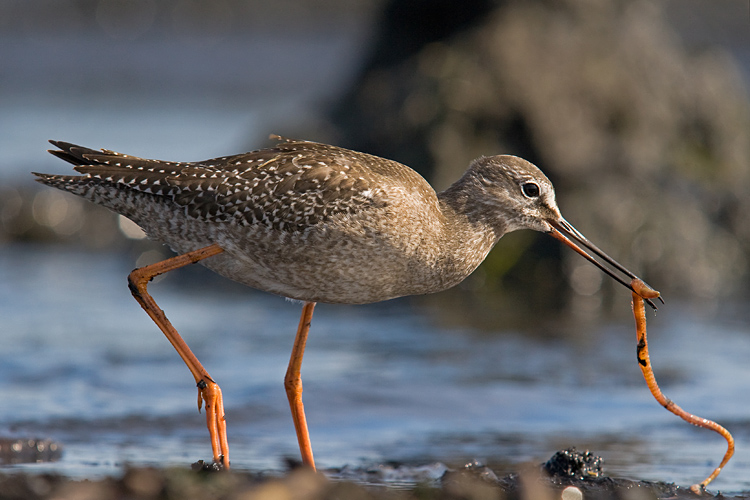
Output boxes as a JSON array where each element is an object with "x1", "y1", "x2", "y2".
[{"x1": 36, "y1": 138, "x2": 409, "y2": 232}]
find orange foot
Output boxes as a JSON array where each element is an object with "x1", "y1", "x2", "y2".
[{"x1": 197, "y1": 378, "x2": 229, "y2": 469}]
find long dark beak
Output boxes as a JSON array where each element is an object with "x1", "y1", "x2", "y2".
[{"x1": 547, "y1": 218, "x2": 663, "y2": 310}]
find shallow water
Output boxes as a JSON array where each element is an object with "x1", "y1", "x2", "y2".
[{"x1": 1, "y1": 244, "x2": 748, "y2": 493}]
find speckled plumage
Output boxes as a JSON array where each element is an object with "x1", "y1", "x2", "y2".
[{"x1": 34, "y1": 136, "x2": 563, "y2": 304}]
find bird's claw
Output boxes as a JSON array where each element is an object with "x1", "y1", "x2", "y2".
[{"x1": 196, "y1": 378, "x2": 230, "y2": 468}]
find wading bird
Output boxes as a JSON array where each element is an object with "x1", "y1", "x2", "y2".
[{"x1": 34, "y1": 136, "x2": 659, "y2": 470}]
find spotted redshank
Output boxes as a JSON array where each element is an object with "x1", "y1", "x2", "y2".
[{"x1": 34, "y1": 135, "x2": 659, "y2": 470}]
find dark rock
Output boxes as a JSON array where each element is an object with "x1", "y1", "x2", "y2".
[{"x1": 544, "y1": 447, "x2": 603, "y2": 480}]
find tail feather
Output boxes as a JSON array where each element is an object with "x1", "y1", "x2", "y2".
[
  {"x1": 46, "y1": 141, "x2": 104, "y2": 167},
  {"x1": 35, "y1": 141, "x2": 109, "y2": 195},
  {"x1": 35, "y1": 141, "x2": 199, "y2": 207},
  {"x1": 32, "y1": 171, "x2": 100, "y2": 198}
]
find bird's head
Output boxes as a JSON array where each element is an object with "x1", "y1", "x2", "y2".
[
  {"x1": 467, "y1": 155, "x2": 561, "y2": 234},
  {"x1": 467, "y1": 155, "x2": 661, "y2": 307}
]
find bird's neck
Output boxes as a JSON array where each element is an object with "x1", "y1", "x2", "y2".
[
  {"x1": 430, "y1": 177, "x2": 508, "y2": 288},
  {"x1": 437, "y1": 171, "x2": 510, "y2": 240}
]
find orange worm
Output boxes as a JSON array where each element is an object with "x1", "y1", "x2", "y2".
[{"x1": 631, "y1": 279, "x2": 734, "y2": 494}]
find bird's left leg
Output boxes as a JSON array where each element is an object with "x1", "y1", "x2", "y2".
[
  {"x1": 285, "y1": 301, "x2": 317, "y2": 470},
  {"x1": 127, "y1": 243, "x2": 230, "y2": 468}
]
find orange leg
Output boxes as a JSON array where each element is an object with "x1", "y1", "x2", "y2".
[
  {"x1": 284, "y1": 301, "x2": 317, "y2": 470},
  {"x1": 127, "y1": 243, "x2": 230, "y2": 468}
]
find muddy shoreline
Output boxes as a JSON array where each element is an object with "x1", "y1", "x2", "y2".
[{"x1": 1, "y1": 446, "x2": 748, "y2": 500}]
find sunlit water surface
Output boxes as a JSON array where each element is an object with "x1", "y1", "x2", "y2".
[{"x1": 1, "y1": 245, "x2": 748, "y2": 493}]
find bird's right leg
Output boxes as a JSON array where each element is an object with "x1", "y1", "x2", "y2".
[{"x1": 127, "y1": 243, "x2": 230, "y2": 468}]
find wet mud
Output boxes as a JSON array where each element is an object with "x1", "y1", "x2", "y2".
[{"x1": 1, "y1": 447, "x2": 748, "y2": 500}]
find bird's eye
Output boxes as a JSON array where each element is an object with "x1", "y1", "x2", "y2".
[{"x1": 521, "y1": 182, "x2": 540, "y2": 198}]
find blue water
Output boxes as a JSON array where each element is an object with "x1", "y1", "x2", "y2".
[{"x1": 1, "y1": 244, "x2": 748, "y2": 492}]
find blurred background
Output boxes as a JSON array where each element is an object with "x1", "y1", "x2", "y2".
[{"x1": 1, "y1": 0, "x2": 749, "y2": 493}]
